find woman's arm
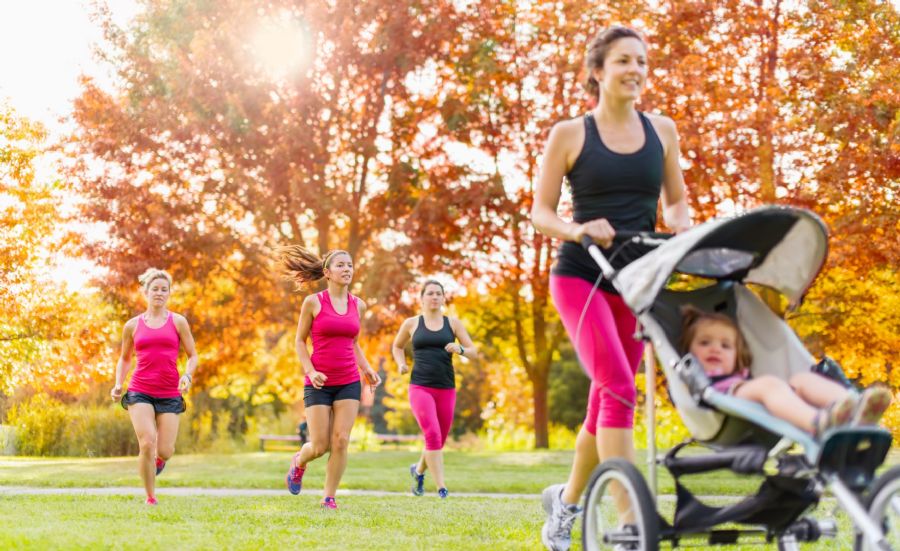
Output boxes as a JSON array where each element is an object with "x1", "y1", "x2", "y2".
[
  {"x1": 445, "y1": 317, "x2": 478, "y2": 360},
  {"x1": 354, "y1": 299, "x2": 381, "y2": 386},
  {"x1": 656, "y1": 116, "x2": 691, "y2": 233},
  {"x1": 391, "y1": 318, "x2": 413, "y2": 375},
  {"x1": 111, "y1": 320, "x2": 136, "y2": 400},
  {"x1": 174, "y1": 314, "x2": 199, "y2": 394},
  {"x1": 532, "y1": 119, "x2": 616, "y2": 247},
  {"x1": 296, "y1": 295, "x2": 327, "y2": 388}
]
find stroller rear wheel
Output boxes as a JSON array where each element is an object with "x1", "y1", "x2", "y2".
[
  {"x1": 582, "y1": 458, "x2": 659, "y2": 551},
  {"x1": 856, "y1": 466, "x2": 900, "y2": 551}
]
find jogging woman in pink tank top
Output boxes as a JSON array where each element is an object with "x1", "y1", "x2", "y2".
[
  {"x1": 110, "y1": 268, "x2": 198, "y2": 506},
  {"x1": 279, "y1": 246, "x2": 382, "y2": 509}
]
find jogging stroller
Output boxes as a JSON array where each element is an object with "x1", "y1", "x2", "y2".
[{"x1": 578, "y1": 206, "x2": 896, "y2": 550}]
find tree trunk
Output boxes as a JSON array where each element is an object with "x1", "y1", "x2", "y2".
[{"x1": 532, "y1": 372, "x2": 549, "y2": 448}]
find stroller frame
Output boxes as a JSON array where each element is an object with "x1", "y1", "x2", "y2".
[{"x1": 578, "y1": 206, "x2": 895, "y2": 550}]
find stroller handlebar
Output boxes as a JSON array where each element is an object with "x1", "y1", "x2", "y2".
[{"x1": 580, "y1": 231, "x2": 673, "y2": 251}]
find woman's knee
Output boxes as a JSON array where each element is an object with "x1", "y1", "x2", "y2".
[
  {"x1": 157, "y1": 444, "x2": 175, "y2": 460},
  {"x1": 309, "y1": 439, "x2": 330, "y2": 458},
  {"x1": 597, "y1": 384, "x2": 636, "y2": 429},
  {"x1": 423, "y1": 439, "x2": 443, "y2": 451},
  {"x1": 331, "y1": 433, "x2": 350, "y2": 453},
  {"x1": 137, "y1": 434, "x2": 157, "y2": 455}
]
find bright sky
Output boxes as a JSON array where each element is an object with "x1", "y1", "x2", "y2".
[
  {"x1": 0, "y1": 1, "x2": 139, "y2": 133},
  {"x1": 0, "y1": 2, "x2": 141, "y2": 290}
]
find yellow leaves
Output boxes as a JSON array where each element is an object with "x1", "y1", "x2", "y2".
[{"x1": 791, "y1": 265, "x2": 900, "y2": 433}]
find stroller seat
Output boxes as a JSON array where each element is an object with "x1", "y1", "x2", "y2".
[{"x1": 648, "y1": 280, "x2": 817, "y2": 453}]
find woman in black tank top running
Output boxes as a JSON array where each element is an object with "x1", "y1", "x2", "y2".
[
  {"x1": 391, "y1": 279, "x2": 478, "y2": 498},
  {"x1": 531, "y1": 26, "x2": 691, "y2": 551}
]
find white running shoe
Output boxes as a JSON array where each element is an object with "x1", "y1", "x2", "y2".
[{"x1": 541, "y1": 483, "x2": 581, "y2": 551}]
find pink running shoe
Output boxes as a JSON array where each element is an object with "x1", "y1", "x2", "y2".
[
  {"x1": 155, "y1": 457, "x2": 166, "y2": 476},
  {"x1": 286, "y1": 461, "x2": 305, "y2": 495},
  {"x1": 145, "y1": 496, "x2": 158, "y2": 506},
  {"x1": 320, "y1": 496, "x2": 338, "y2": 510}
]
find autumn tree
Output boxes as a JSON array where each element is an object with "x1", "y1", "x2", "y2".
[
  {"x1": 65, "y1": 0, "x2": 483, "y2": 417},
  {"x1": 0, "y1": 103, "x2": 114, "y2": 397}
]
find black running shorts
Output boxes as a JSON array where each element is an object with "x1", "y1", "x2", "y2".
[
  {"x1": 120, "y1": 391, "x2": 186, "y2": 414},
  {"x1": 304, "y1": 380, "x2": 362, "y2": 408}
]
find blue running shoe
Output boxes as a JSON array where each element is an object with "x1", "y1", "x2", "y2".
[
  {"x1": 438, "y1": 488, "x2": 449, "y2": 499},
  {"x1": 409, "y1": 463, "x2": 425, "y2": 496},
  {"x1": 155, "y1": 457, "x2": 166, "y2": 476},
  {"x1": 286, "y1": 464, "x2": 305, "y2": 495}
]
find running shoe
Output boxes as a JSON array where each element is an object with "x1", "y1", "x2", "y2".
[
  {"x1": 438, "y1": 488, "x2": 449, "y2": 499},
  {"x1": 409, "y1": 463, "x2": 425, "y2": 497},
  {"x1": 541, "y1": 483, "x2": 581, "y2": 551},
  {"x1": 321, "y1": 496, "x2": 338, "y2": 510},
  {"x1": 286, "y1": 459, "x2": 305, "y2": 495},
  {"x1": 155, "y1": 457, "x2": 166, "y2": 476},
  {"x1": 145, "y1": 496, "x2": 158, "y2": 506}
]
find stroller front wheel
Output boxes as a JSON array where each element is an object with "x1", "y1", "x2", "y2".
[
  {"x1": 582, "y1": 458, "x2": 659, "y2": 551},
  {"x1": 856, "y1": 465, "x2": 900, "y2": 551}
]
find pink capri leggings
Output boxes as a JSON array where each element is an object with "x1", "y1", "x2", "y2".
[
  {"x1": 409, "y1": 384, "x2": 456, "y2": 450},
  {"x1": 550, "y1": 275, "x2": 644, "y2": 433}
]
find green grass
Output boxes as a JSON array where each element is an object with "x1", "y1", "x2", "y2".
[
  {"x1": 3, "y1": 450, "x2": 894, "y2": 550},
  {"x1": 0, "y1": 494, "x2": 542, "y2": 550},
  {"x1": 0, "y1": 450, "x2": 772, "y2": 496}
]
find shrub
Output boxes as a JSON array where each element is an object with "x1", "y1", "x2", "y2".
[
  {"x1": 6, "y1": 394, "x2": 68, "y2": 455},
  {"x1": 6, "y1": 394, "x2": 138, "y2": 456}
]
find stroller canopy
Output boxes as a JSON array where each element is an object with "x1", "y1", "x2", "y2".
[{"x1": 616, "y1": 206, "x2": 828, "y2": 314}]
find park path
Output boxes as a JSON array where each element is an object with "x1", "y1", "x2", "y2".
[
  {"x1": 0, "y1": 485, "x2": 700, "y2": 501},
  {"x1": 0, "y1": 485, "x2": 541, "y2": 499}
]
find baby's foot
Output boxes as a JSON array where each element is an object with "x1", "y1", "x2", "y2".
[
  {"x1": 851, "y1": 386, "x2": 893, "y2": 426},
  {"x1": 814, "y1": 393, "x2": 856, "y2": 437}
]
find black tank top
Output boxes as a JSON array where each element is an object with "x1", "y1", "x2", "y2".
[
  {"x1": 551, "y1": 112, "x2": 664, "y2": 293},
  {"x1": 410, "y1": 316, "x2": 456, "y2": 389}
]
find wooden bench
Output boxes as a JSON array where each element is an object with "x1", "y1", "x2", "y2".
[
  {"x1": 259, "y1": 433, "x2": 421, "y2": 451},
  {"x1": 259, "y1": 434, "x2": 302, "y2": 451}
]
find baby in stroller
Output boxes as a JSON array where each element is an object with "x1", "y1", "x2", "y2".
[{"x1": 680, "y1": 305, "x2": 892, "y2": 438}]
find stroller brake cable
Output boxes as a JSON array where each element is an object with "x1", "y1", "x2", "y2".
[{"x1": 572, "y1": 239, "x2": 638, "y2": 410}]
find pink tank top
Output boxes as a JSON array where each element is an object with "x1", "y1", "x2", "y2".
[
  {"x1": 306, "y1": 290, "x2": 361, "y2": 387},
  {"x1": 128, "y1": 312, "x2": 181, "y2": 398}
]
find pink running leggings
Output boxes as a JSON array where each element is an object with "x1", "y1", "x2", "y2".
[
  {"x1": 409, "y1": 384, "x2": 457, "y2": 450},
  {"x1": 550, "y1": 275, "x2": 644, "y2": 433}
]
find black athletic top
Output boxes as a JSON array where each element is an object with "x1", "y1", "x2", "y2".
[
  {"x1": 410, "y1": 316, "x2": 456, "y2": 389},
  {"x1": 552, "y1": 112, "x2": 665, "y2": 294}
]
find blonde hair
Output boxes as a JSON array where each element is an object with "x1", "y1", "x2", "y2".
[
  {"x1": 277, "y1": 245, "x2": 351, "y2": 290},
  {"x1": 138, "y1": 268, "x2": 172, "y2": 290}
]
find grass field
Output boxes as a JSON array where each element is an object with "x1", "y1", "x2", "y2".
[
  {"x1": 0, "y1": 450, "x2": 769, "y2": 496},
  {"x1": 2, "y1": 450, "x2": 894, "y2": 549},
  {"x1": 0, "y1": 494, "x2": 542, "y2": 550}
]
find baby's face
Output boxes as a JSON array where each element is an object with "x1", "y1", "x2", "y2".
[{"x1": 689, "y1": 321, "x2": 739, "y2": 377}]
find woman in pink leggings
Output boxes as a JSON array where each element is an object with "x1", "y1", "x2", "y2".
[
  {"x1": 392, "y1": 280, "x2": 477, "y2": 499},
  {"x1": 531, "y1": 26, "x2": 691, "y2": 550}
]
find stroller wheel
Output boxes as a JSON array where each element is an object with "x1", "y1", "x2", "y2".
[
  {"x1": 856, "y1": 465, "x2": 900, "y2": 551},
  {"x1": 582, "y1": 459, "x2": 659, "y2": 551}
]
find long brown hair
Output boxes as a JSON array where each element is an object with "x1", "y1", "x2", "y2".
[
  {"x1": 277, "y1": 245, "x2": 350, "y2": 290},
  {"x1": 679, "y1": 305, "x2": 753, "y2": 370}
]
